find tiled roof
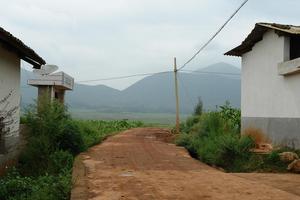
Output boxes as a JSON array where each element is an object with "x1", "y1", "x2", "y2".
[{"x1": 225, "y1": 23, "x2": 300, "y2": 57}]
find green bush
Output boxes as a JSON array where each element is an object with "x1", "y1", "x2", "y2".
[
  {"x1": 260, "y1": 151, "x2": 290, "y2": 172},
  {"x1": 18, "y1": 134, "x2": 53, "y2": 175},
  {"x1": 19, "y1": 100, "x2": 82, "y2": 176},
  {"x1": 176, "y1": 101, "x2": 298, "y2": 173},
  {"x1": 180, "y1": 115, "x2": 201, "y2": 134},
  {"x1": 193, "y1": 97, "x2": 203, "y2": 116},
  {"x1": 0, "y1": 168, "x2": 71, "y2": 200},
  {"x1": 218, "y1": 135, "x2": 254, "y2": 171},
  {"x1": 2, "y1": 98, "x2": 144, "y2": 200},
  {"x1": 24, "y1": 100, "x2": 84, "y2": 156},
  {"x1": 176, "y1": 133, "x2": 192, "y2": 147},
  {"x1": 196, "y1": 112, "x2": 228, "y2": 137},
  {"x1": 219, "y1": 101, "x2": 241, "y2": 134},
  {"x1": 196, "y1": 136, "x2": 220, "y2": 164},
  {"x1": 194, "y1": 134, "x2": 255, "y2": 172},
  {"x1": 26, "y1": 172, "x2": 72, "y2": 200},
  {"x1": 20, "y1": 116, "x2": 27, "y2": 124},
  {"x1": 176, "y1": 102, "x2": 259, "y2": 172},
  {"x1": 0, "y1": 169, "x2": 33, "y2": 200},
  {"x1": 55, "y1": 121, "x2": 85, "y2": 155},
  {"x1": 48, "y1": 151, "x2": 74, "y2": 175}
]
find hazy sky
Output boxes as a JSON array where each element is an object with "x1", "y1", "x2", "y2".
[{"x1": 1, "y1": 0, "x2": 300, "y2": 89}]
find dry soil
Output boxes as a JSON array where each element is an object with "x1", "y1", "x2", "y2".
[{"x1": 71, "y1": 127, "x2": 300, "y2": 200}]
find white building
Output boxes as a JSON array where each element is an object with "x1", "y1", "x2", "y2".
[
  {"x1": 0, "y1": 26, "x2": 45, "y2": 166},
  {"x1": 226, "y1": 23, "x2": 300, "y2": 148}
]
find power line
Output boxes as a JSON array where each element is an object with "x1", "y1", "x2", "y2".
[
  {"x1": 76, "y1": 68, "x2": 240, "y2": 84},
  {"x1": 36, "y1": 1, "x2": 246, "y2": 85},
  {"x1": 178, "y1": 0, "x2": 249, "y2": 71},
  {"x1": 76, "y1": 70, "x2": 172, "y2": 83},
  {"x1": 49, "y1": 0, "x2": 247, "y2": 84},
  {"x1": 181, "y1": 69, "x2": 240, "y2": 76}
]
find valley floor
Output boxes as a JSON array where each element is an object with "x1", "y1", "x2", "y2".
[
  {"x1": 71, "y1": 128, "x2": 300, "y2": 200},
  {"x1": 70, "y1": 109, "x2": 189, "y2": 125}
]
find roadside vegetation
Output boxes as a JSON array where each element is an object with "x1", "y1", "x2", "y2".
[
  {"x1": 176, "y1": 100, "x2": 300, "y2": 173},
  {"x1": 0, "y1": 99, "x2": 143, "y2": 200}
]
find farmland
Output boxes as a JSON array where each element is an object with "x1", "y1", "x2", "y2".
[{"x1": 69, "y1": 108, "x2": 189, "y2": 125}]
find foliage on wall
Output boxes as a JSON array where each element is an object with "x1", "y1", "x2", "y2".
[{"x1": 0, "y1": 90, "x2": 19, "y2": 153}]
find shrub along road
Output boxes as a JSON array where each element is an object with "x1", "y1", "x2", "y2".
[{"x1": 71, "y1": 128, "x2": 300, "y2": 200}]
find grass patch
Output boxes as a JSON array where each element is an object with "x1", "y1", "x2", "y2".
[
  {"x1": 69, "y1": 108, "x2": 189, "y2": 125},
  {"x1": 176, "y1": 111, "x2": 256, "y2": 172}
]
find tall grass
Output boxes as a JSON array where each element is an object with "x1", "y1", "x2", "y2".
[
  {"x1": 176, "y1": 109, "x2": 255, "y2": 172},
  {"x1": 176, "y1": 102, "x2": 300, "y2": 172}
]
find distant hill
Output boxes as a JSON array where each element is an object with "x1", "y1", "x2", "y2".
[
  {"x1": 21, "y1": 69, "x2": 37, "y2": 107},
  {"x1": 67, "y1": 84, "x2": 120, "y2": 110},
  {"x1": 21, "y1": 62, "x2": 241, "y2": 114}
]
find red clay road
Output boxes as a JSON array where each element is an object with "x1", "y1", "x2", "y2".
[{"x1": 71, "y1": 127, "x2": 300, "y2": 200}]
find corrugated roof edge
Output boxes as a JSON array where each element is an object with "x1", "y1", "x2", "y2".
[
  {"x1": 0, "y1": 26, "x2": 46, "y2": 68},
  {"x1": 224, "y1": 22, "x2": 300, "y2": 57}
]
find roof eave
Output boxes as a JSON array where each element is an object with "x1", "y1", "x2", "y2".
[
  {"x1": 224, "y1": 23, "x2": 269, "y2": 57},
  {"x1": 224, "y1": 50, "x2": 242, "y2": 57},
  {"x1": 0, "y1": 27, "x2": 46, "y2": 69}
]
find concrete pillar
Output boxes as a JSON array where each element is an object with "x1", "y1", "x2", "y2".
[
  {"x1": 38, "y1": 86, "x2": 53, "y2": 101},
  {"x1": 54, "y1": 88, "x2": 66, "y2": 103},
  {"x1": 37, "y1": 86, "x2": 67, "y2": 104}
]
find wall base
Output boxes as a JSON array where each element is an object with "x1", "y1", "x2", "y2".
[
  {"x1": 0, "y1": 125, "x2": 28, "y2": 175},
  {"x1": 242, "y1": 117, "x2": 300, "y2": 149}
]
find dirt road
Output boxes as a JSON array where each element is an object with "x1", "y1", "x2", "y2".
[{"x1": 71, "y1": 128, "x2": 300, "y2": 200}]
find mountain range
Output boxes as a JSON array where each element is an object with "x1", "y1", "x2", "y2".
[{"x1": 21, "y1": 62, "x2": 241, "y2": 114}]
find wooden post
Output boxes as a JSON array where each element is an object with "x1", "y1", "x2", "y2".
[{"x1": 174, "y1": 57, "x2": 180, "y2": 133}]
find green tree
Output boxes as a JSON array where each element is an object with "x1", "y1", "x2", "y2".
[{"x1": 194, "y1": 97, "x2": 203, "y2": 116}]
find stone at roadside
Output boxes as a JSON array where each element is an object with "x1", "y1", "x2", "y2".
[
  {"x1": 250, "y1": 143, "x2": 273, "y2": 154},
  {"x1": 217, "y1": 167, "x2": 226, "y2": 173},
  {"x1": 258, "y1": 143, "x2": 273, "y2": 151},
  {"x1": 279, "y1": 152, "x2": 299, "y2": 163},
  {"x1": 287, "y1": 159, "x2": 300, "y2": 173}
]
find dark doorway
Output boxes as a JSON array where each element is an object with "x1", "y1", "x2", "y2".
[{"x1": 290, "y1": 35, "x2": 300, "y2": 60}]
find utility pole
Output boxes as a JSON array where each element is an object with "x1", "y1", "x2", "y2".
[{"x1": 173, "y1": 57, "x2": 180, "y2": 134}]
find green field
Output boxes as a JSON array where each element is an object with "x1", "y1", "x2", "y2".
[{"x1": 69, "y1": 109, "x2": 189, "y2": 125}]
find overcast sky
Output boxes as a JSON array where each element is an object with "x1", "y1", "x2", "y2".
[{"x1": 1, "y1": 0, "x2": 300, "y2": 89}]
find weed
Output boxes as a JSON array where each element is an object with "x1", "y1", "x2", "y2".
[
  {"x1": 219, "y1": 101, "x2": 241, "y2": 134},
  {"x1": 48, "y1": 151, "x2": 74, "y2": 175}
]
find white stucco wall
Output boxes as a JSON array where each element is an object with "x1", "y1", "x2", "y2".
[
  {"x1": 241, "y1": 30, "x2": 300, "y2": 118},
  {"x1": 0, "y1": 45, "x2": 21, "y2": 139}
]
